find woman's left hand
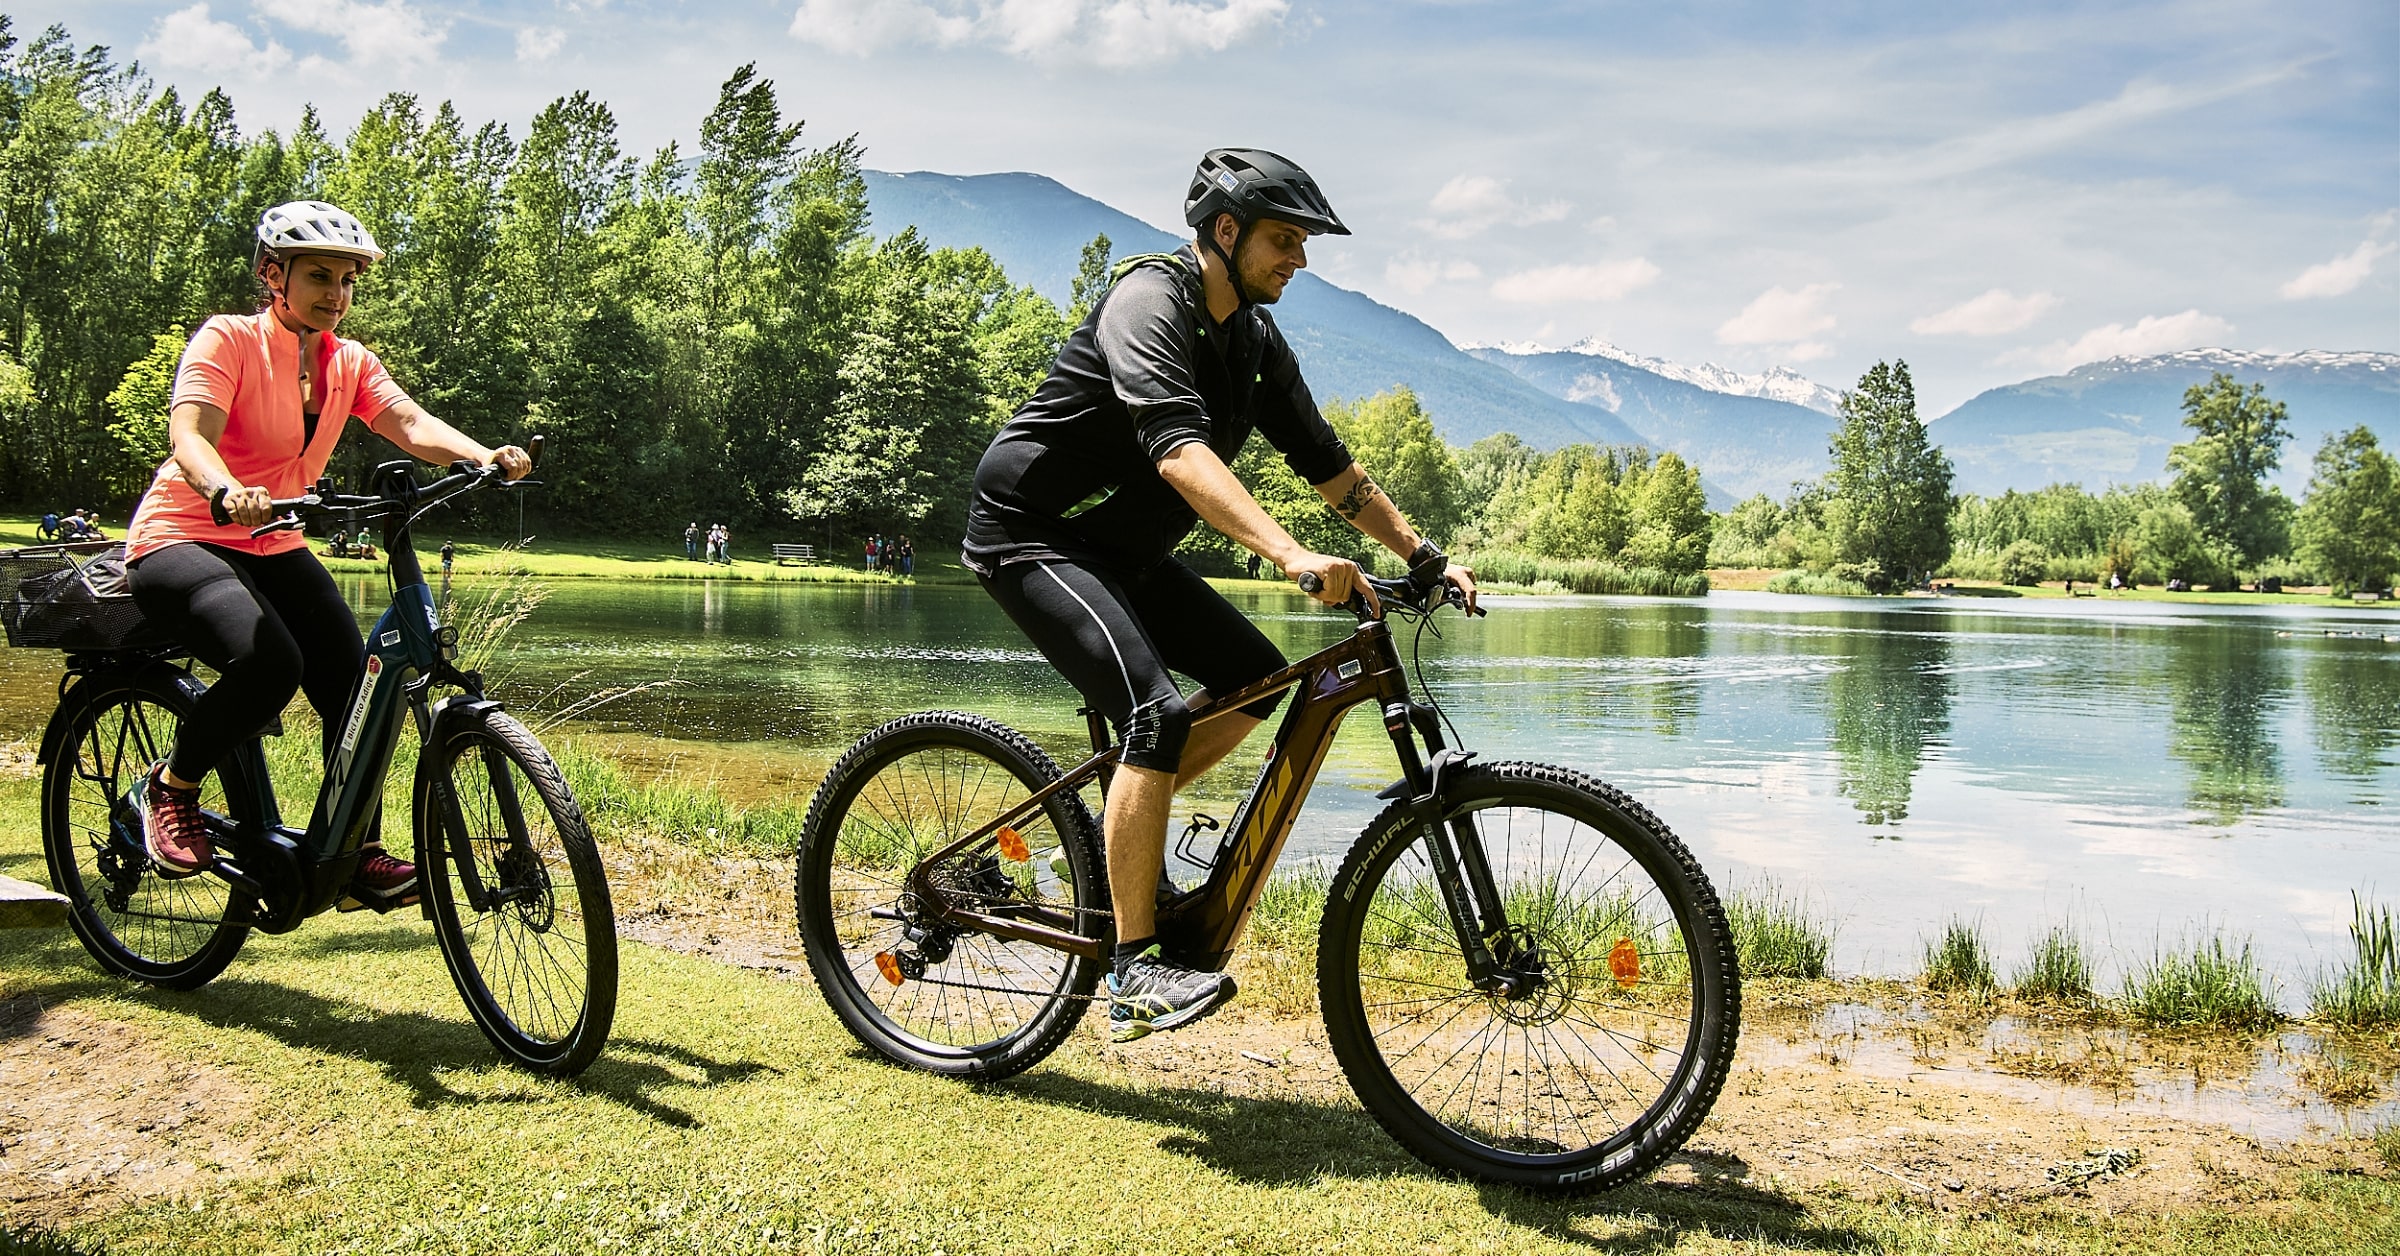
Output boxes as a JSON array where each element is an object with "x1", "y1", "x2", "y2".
[{"x1": 488, "y1": 445, "x2": 533, "y2": 481}]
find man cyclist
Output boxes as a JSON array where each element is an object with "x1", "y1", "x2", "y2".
[{"x1": 963, "y1": 148, "x2": 1476, "y2": 1042}]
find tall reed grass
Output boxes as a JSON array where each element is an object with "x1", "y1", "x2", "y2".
[
  {"x1": 2122, "y1": 931, "x2": 2282, "y2": 1029},
  {"x1": 1452, "y1": 548, "x2": 1709, "y2": 597},
  {"x1": 2011, "y1": 925, "x2": 2096, "y2": 1003},
  {"x1": 1726, "y1": 879, "x2": 1833, "y2": 979},
  {"x1": 1764, "y1": 569, "x2": 1872, "y2": 597},
  {"x1": 1922, "y1": 916, "x2": 1997, "y2": 993},
  {"x1": 2310, "y1": 893, "x2": 2400, "y2": 1027}
]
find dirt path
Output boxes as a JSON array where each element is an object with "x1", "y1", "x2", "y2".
[{"x1": 2, "y1": 834, "x2": 2390, "y2": 1227}]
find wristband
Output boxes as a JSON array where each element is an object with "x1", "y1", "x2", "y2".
[{"x1": 1407, "y1": 541, "x2": 1446, "y2": 577}]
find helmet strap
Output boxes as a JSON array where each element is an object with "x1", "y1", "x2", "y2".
[{"x1": 1200, "y1": 215, "x2": 1259, "y2": 314}]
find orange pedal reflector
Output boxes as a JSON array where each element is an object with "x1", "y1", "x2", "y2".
[
  {"x1": 1608, "y1": 937, "x2": 1641, "y2": 989},
  {"x1": 874, "y1": 951, "x2": 905, "y2": 986},
  {"x1": 995, "y1": 825, "x2": 1029, "y2": 862}
]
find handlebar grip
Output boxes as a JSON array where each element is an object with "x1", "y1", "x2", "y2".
[
  {"x1": 527, "y1": 433, "x2": 544, "y2": 467},
  {"x1": 209, "y1": 486, "x2": 231, "y2": 527},
  {"x1": 1296, "y1": 571, "x2": 1323, "y2": 594}
]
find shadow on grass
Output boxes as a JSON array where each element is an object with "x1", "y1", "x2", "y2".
[
  {"x1": 2, "y1": 931, "x2": 775, "y2": 1130},
  {"x1": 1001, "y1": 1072, "x2": 1867, "y2": 1253}
]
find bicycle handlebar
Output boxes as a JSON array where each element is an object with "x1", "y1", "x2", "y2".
[
  {"x1": 1296, "y1": 569, "x2": 1483, "y2": 620},
  {"x1": 213, "y1": 435, "x2": 545, "y2": 536}
]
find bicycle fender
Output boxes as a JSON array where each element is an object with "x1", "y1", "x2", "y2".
[
  {"x1": 1369, "y1": 748, "x2": 1479, "y2": 812},
  {"x1": 37, "y1": 663, "x2": 205, "y2": 767},
  {"x1": 422, "y1": 694, "x2": 504, "y2": 746}
]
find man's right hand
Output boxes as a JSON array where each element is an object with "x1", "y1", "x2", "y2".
[{"x1": 1288, "y1": 551, "x2": 1378, "y2": 613}]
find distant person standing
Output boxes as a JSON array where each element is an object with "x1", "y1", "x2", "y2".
[
  {"x1": 864, "y1": 535, "x2": 878, "y2": 571},
  {"x1": 38, "y1": 510, "x2": 58, "y2": 541},
  {"x1": 684, "y1": 521, "x2": 699, "y2": 561},
  {"x1": 898, "y1": 535, "x2": 914, "y2": 577},
  {"x1": 718, "y1": 522, "x2": 733, "y2": 564},
  {"x1": 440, "y1": 539, "x2": 455, "y2": 575}
]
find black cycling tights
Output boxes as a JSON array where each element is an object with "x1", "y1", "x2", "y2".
[
  {"x1": 981, "y1": 557, "x2": 1285, "y2": 773},
  {"x1": 127, "y1": 543, "x2": 363, "y2": 784}
]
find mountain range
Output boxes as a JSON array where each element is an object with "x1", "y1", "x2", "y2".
[{"x1": 862, "y1": 170, "x2": 2396, "y2": 503}]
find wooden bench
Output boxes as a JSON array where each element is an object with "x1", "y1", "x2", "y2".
[
  {"x1": 771, "y1": 543, "x2": 816, "y2": 566},
  {"x1": 0, "y1": 873, "x2": 68, "y2": 929}
]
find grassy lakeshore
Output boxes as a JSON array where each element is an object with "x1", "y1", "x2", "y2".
[
  {"x1": 1709, "y1": 564, "x2": 2394, "y2": 609},
  {"x1": 1, "y1": 735, "x2": 2396, "y2": 1253}
]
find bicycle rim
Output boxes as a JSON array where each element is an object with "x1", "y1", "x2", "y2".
[
  {"x1": 421, "y1": 713, "x2": 616, "y2": 1074},
  {"x1": 799, "y1": 713, "x2": 1102, "y2": 1078},
  {"x1": 43, "y1": 676, "x2": 249, "y2": 989},
  {"x1": 1322, "y1": 764, "x2": 1738, "y2": 1190}
]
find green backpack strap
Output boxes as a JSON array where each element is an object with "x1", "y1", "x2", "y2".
[{"x1": 1108, "y1": 251, "x2": 1189, "y2": 284}]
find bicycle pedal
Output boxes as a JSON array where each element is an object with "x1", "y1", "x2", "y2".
[{"x1": 336, "y1": 889, "x2": 421, "y2": 914}]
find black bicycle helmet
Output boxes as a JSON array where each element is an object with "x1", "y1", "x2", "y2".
[{"x1": 1183, "y1": 148, "x2": 1350, "y2": 237}]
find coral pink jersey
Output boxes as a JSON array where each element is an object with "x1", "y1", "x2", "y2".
[{"x1": 127, "y1": 311, "x2": 411, "y2": 561}]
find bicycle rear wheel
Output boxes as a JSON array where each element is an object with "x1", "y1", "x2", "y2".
[
  {"x1": 41, "y1": 668, "x2": 252, "y2": 989},
  {"x1": 796, "y1": 711, "x2": 1106, "y2": 1080},
  {"x1": 1318, "y1": 762, "x2": 1739, "y2": 1192},
  {"x1": 416, "y1": 709, "x2": 617, "y2": 1075}
]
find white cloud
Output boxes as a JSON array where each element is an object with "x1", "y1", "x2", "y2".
[
  {"x1": 788, "y1": 0, "x2": 1287, "y2": 68},
  {"x1": 2280, "y1": 239, "x2": 2395, "y2": 300},
  {"x1": 1490, "y1": 259, "x2": 1660, "y2": 304},
  {"x1": 2006, "y1": 309, "x2": 2236, "y2": 371},
  {"x1": 253, "y1": 0, "x2": 448, "y2": 68},
  {"x1": 1910, "y1": 288, "x2": 2058, "y2": 336},
  {"x1": 516, "y1": 25, "x2": 567, "y2": 63},
  {"x1": 1384, "y1": 255, "x2": 1483, "y2": 296},
  {"x1": 138, "y1": 5, "x2": 294, "y2": 79},
  {"x1": 1717, "y1": 284, "x2": 1839, "y2": 355},
  {"x1": 1422, "y1": 175, "x2": 1570, "y2": 239}
]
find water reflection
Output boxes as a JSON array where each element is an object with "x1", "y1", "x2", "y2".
[
  {"x1": 2304, "y1": 644, "x2": 2400, "y2": 788},
  {"x1": 2165, "y1": 626, "x2": 2287, "y2": 825},
  {"x1": 1821, "y1": 621, "x2": 1953, "y2": 829}
]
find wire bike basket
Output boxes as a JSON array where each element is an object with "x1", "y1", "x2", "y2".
[{"x1": 0, "y1": 542, "x2": 176, "y2": 652}]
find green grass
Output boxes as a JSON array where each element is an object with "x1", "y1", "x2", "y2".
[
  {"x1": 2123, "y1": 932, "x2": 2284, "y2": 1030},
  {"x1": 1725, "y1": 878, "x2": 1833, "y2": 979},
  {"x1": 1449, "y1": 547, "x2": 1710, "y2": 597},
  {"x1": 1764, "y1": 568, "x2": 1874, "y2": 597},
  {"x1": 2012, "y1": 925, "x2": 2097, "y2": 1004},
  {"x1": 2312, "y1": 893, "x2": 2400, "y2": 1028},
  {"x1": 1922, "y1": 916, "x2": 1997, "y2": 994},
  {"x1": 2377, "y1": 1122, "x2": 2400, "y2": 1173}
]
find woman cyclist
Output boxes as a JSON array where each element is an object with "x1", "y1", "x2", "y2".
[{"x1": 123, "y1": 200, "x2": 531, "y2": 906}]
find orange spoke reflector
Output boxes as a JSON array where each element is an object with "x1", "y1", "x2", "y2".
[
  {"x1": 995, "y1": 825, "x2": 1029, "y2": 862},
  {"x1": 1609, "y1": 937, "x2": 1641, "y2": 989},
  {"x1": 874, "y1": 951, "x2": 904, "y2": 987}
]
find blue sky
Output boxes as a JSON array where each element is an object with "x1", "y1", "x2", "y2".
[{"x1": 26, "y1": 1, "x2": 2400, "y2": 413}]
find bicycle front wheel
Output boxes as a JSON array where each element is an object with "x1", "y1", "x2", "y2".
[
  {"x1": 416, "y1": 710, "x2": 617, "y2": 1075},
  {"x1": 796, "y1": 711, "x2": 1106, "y2": 1080},
  {"x1": 42, "y1": 668, "x2": 252, "y2": 989},
  {"x1": 1318, "y1": 763, "x2": 1739, "y2": 1193}
]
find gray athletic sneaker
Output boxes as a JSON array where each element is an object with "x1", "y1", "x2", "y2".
[{"x1": 1107, "y1": 945, "x2": 1236, "y2": 1043}]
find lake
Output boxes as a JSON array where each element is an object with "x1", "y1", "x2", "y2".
[{"x1": 5, "y1": 577, "x2": 2393, "y2": 999}]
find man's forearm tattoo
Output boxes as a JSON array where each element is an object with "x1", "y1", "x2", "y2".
[{"x1": 1334, "y1": 472, "x2": 1384, "y2": 520}]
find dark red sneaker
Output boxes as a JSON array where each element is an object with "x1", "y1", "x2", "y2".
[
  {"x1": 134, "y1": 762, "x2": 210, "y2": 879},
  {"x1": 338, "y1": 846, "x2": 419, "y2": 911}
]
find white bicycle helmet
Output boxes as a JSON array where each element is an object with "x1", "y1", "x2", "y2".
[{"x1": 255, "y1": 200, "x2": 384, "y2": 267}]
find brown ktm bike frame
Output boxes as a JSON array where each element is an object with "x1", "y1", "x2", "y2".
[{"x1": 900, "y1": 609, "x2": 1519, "y2": 983}]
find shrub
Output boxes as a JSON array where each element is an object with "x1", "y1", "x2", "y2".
[
  {"x1": 2012, "y1": 926, "x2": 2095, "y2": 1003},
  {"x1": 1922, "y1": 917, "x2": 1996, "y2": 993},
  {"x1": 1726, "y1": 879, "x2": 1834, "y2": 979},
  {"x1": 2123, "y1": 932, "x2": 2282, "y2": 1029},
  {"x1": 1997, "y1": 539, "x2": 2050, "y2": 586}
]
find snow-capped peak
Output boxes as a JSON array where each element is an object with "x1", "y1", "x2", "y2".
[
  {"x1": 2069, "y1": 347, "x2": 2398, "y2": 376},
  {"x1": 1461, "y1": 336, "x2": 1847, "y2": 415}
]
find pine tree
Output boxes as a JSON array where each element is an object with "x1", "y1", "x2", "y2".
[{"x1": 1825, "y1": 360, "x2": 1953, "y2": 591}]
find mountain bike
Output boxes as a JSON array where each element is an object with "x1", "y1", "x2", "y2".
[
  {"x1": 14, "y1": 446, "x2": 617, "y2": 1075},
  {"x1": 794, "y1": 568, "x2": 1740, "y2": 1192}
]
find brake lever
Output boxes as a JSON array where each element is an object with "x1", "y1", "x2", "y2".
[{"x1": 248, "y1": 515, "x2": 304, "y2": 540}]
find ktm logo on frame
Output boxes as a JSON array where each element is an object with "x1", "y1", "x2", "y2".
[{"x1": 1218, "y1": 752, "x2": 1298, "y2": 917}]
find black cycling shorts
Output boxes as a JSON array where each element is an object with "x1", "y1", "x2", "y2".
[{"x1": 980, "y1": 557, "x2": 1285, "y2": 772}]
